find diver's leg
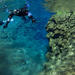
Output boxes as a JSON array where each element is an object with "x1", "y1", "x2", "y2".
[
  {"x1": 3, "y1": 13, "x2": 14, "y2": 28},
  {"x1": 28, "y1": 12, "x2": 36, "y2": 23},
  {"x1": 3, "y1": 19, "x2": 10, "y2": 28}
]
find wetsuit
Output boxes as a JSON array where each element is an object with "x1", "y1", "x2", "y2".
[{"x1": 3, "y1": 5, "x2": 36, "y2": 28}]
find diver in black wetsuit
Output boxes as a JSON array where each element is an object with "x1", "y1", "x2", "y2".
[{"x1": 0, "y1": 4, "x2": 36, "y2": 28}]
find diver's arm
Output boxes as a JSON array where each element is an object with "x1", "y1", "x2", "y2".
[
  {"x1": 3, "y1": 13, "x2": 14, "y2": 28},
  {"x1": 28, "y1": 12, "x2": 36, "y2": 23}
]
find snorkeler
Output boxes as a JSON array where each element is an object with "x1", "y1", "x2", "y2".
[{"x1": 1, "y1": 4, "x2": 36, "y2": 28}]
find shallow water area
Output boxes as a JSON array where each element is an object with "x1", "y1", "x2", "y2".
[{"x1": 0, "y1": 0, "x2": 53, "y2": 75}]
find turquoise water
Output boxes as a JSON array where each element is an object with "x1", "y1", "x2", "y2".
[{"x1": 0, "y1": 0, "x2": 53, "y2": 75}]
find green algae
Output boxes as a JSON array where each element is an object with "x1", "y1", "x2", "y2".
[
  {"x1": 39, "y1": 0, "x2": 75, "y2": 75},
  {"x1": 40, "y1": 12, "x2": 75, "y2": 75}
]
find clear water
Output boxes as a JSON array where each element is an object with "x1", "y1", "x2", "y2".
[{"x1": 0, "y1": 0, "x2": 53, "y2": 75}]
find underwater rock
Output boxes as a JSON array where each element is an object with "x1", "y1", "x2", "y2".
[{"x1": 39, "y1": 1, "x2": 75, "y2": 75}]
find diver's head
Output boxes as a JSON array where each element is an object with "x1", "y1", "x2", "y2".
[
  {"x1": 14, "y1": 9, "x2": 19, "y2": 14},
  {"x1": 13, "y1": 9, "x2": 16, "y2": 13},
  {"x1": 14, "y1": 9, "x2": 18, "y2": 13}
]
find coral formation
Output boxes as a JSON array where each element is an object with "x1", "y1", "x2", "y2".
[{"x1": 40, "y1": 0, "x2": 75, "y2": 75}]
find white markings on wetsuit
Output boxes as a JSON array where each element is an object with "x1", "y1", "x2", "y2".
[
  {"x1": 28, "y1": 12, "x2": 32, "y2": 16},
  {"x1": 11, "y1": 18, "x2": 14, "y2": 22},
  {"x1": 3, "y1": 18, "x2": 14, "y2": 23},
  {"x1": 7, "y1": 18, "x2": 14, "y2": 22},
  {"x1": 7, "y1": 18, "x2": 10, "y2": 21}
]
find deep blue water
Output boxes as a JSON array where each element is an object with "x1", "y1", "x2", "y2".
[{"x1": 0, "y1": 0, "x2": 54, "y2": 75}]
